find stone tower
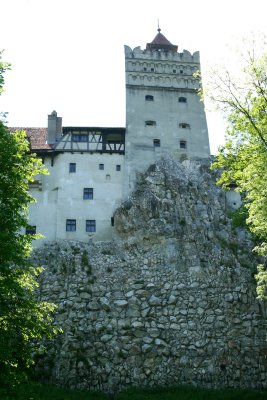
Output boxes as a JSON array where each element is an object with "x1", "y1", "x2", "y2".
[{"x1": 124, "y1": 28, "x2": 210, "y2": 195}]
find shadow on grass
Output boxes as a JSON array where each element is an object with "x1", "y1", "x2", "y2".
[{"x1": 1, "y1": 383, "x2": 267, "y2": 400}]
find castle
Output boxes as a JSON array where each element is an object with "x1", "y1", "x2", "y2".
[{"x1": 23, "y1": 29, "x2": 214, "y2": 245}]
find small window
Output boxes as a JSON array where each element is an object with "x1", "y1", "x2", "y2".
[
  {"x1": 111, "y1": 217, "x2": 114, "y2": 227},
  {"x1": 178, "y1": 97, "x2": 187, "y2": 103},
  {"x1": 69, "y1": 163, "x2": 76, "y2": 173},
  {"x1": 151, "y1": 67, "x2": 154, "y2": 72},
  {"x1": 106, "y1": 174, "x2": 111, "y2": 181},
  {"x1": 145, "y1": 95, "x2": 154, "y2": 101},
  {"x1": 153, "y1": 139, "x2": 160, "y2": 147},
  {"x1": 179, "y1": 123, "x2": 190, "y2": 129},
  {"x1": 143, "y1": 67, "x2": 147, "y2": 71},
  {"x1": 116, "y1": 165, "x2": 121, "y2": 171},
  {"x1": 83, "y1": 188, "x2": 93, "y2": 199},
  {"x1": 99, "y1": 163, "x2": 104, "y2": 170},
  {"x1": 72, "y1": 134, "x2": 88, "y2": 142},
  {"x1": 86, "y1": 220, "x2": 96, "y2": 232},
  {"x1": 145, "y1": 120, "x2": 156, "y2": 126},
  {"x1": 173, "y1": 69, "x2": 176, "y2": 73},
  {"x1": 180, "y1": 140, "x2": 187, "y2": 149},
  {"x1": 26, "y1": 225, "x2": 36, "y2": 235},
  {"x1": 180, "y1": 70, "x2": 183, "y2": 74},
  {"x1": 66, "y1": 219, "x2": 76, "y2": 231}
]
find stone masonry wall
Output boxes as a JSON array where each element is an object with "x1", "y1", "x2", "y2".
[{"x1": 33, "y1": 158, "x2": 267, "y2": 393}]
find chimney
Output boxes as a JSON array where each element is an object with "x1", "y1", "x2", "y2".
[{"x1": 47, "y1": 111, "x2": 62, "y2": 145}]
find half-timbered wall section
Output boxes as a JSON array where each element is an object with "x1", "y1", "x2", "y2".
[
  {"x1": 55, "y1": 127, "x2": 125, "y2": 154},
  {"x1": 22, "y1": 29, "x2": 217, "y2": 245}
]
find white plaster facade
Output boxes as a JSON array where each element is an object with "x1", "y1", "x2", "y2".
[{"x1": 26, "y1": 30, "x2": 212, "y2": 246}]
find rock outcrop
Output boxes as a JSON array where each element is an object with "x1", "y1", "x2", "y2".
[{"x1": 33, "y1": 159, "x2": 267, "y2": 392}]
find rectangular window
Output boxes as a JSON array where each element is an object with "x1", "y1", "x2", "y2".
[
  {"x1": 153, "y1": 139, "x2": 160, "y2": 147},
  {"x1": 86, "y1": 220, "x2": 96, "y2": 232},
  {"x1": 69, "y1": 163, "x2": 76, "y2": 173},
  {"x1": 99, "y1": 163, "x2": 104, "y2": 170},
  {"x1": 116, "y1": 165, "x2": 121, "y2": 171},
  {"x1": 179, "y1": 123, "x2": 190, "y2": 129},
  {"x1": 72, "y1": 134, "x2": 88, "y2": 142},
  {"x1": 180, "y1": 140, "x2": 187, "y2": 149},
  {"x1": 66, "y1": 219, "x2": 76, "y2": 231},
  {"x1": 26, "y1": 225, "x2": 36, "y2": 235},
  {"x1": 145, "y1": 120, "x2": 156, "y2": 126},
  {"x1": 83, "y1": 188, "x2": 93, "y2": 199},
  {"x1": 111, "y1": 217, "x2": 114, "y2": 226}
]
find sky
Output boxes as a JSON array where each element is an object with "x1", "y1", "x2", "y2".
[{"x1": 0, "y1": 0, "x2": 267, "y2": 154}]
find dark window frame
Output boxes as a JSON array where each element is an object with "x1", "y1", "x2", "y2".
[
  {"x1": 153, "y1": 139, "x2": 161, "y2": 147},
  {"x1": 66, "y1": 219, "x2": 76, "y2": 231},
  {"x1": 86, "y1": 219, "x2": 96, "y2": 232},
  {"x1": 178, "y1": 97, "x2": 187, "y2": 103},
  {"x1": 145, "y1": 120, "x2": 156, "y2": 126},
  {"x1": 69, "y1": 163, "x2": 76, "y2": 173},
  {"x1": 99, "y1": 163, "x2": 104, "y2": 170},
  {"x1": 145, "y1": 95, "x2": 154, "y2": 101},
  {"x1": 179, "y1": 123, "x2": 190, "y2": 129},
  {"x1": 116, "y1": 165, "x2": 121, "y2": 171},
  {"x1": 26, "y1": 225, "x2": 36, "y2": 235},
  {"x1": 180, "y1": 140, "x2": 187, "y2": 149},
  {"x1": 83, "y1": 188, "x2": 94, "y2": 200}
]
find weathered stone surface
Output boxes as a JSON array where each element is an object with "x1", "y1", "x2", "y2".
[{"x1": 33, "y1": 159, "x2": 266, "y2": 393}]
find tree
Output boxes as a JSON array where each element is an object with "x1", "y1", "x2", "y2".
[
  {"x1": 0, "y1": 54, "x2": 60, "y2": 389},
  {"x1": 197, "y1": 34, "x2": 267, "y2": 299}
]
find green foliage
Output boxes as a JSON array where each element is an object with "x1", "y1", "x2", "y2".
[
  {"x1": 229, "y1": 205, "x2": 249, "y2": 229},
  {"x1": 198, "y1": 35, "x2": 267, "y2": 299},
  {"x1": 0, "y1": 56, "x2": 60, "y2": 389}
]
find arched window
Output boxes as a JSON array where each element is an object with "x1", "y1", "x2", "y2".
[
  {"x1": 178, "y1": 97, "x2": 187, "y2": 103},
  {"x1": 145, "y1": 95, "x2": 154, "y2": 101},
  {"x1": 145, "y1": 120, "x2": 156, "y2": 126},
  {"x1": 179, "y1": 123, "x2": 190, "y2": 129}
]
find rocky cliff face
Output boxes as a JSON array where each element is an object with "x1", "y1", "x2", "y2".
[{"x1": 33, "y1": 158, "x2": 267, "y2": 393}]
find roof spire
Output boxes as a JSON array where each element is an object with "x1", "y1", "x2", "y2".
[
  {"x1": 157, "y1": 19, "x2": 161, "y2": 33},
  {"x1": 146, "y1": 27, "x2": 178, "y2": 53}
]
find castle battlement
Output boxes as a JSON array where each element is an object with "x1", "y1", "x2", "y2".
[{"x1": 19, "y1": 29, "x2": 211, "y2": 246}]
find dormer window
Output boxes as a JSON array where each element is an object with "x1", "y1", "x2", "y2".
[
  {"x1": 178, "y1": 97, "x2": 187, "y2": 103},
  {"x1": 179, "y1": 123, "x2": 190, "y2": 129},
  {"x1": 145, "y1": 120, "x2": 156, "y2": 126},
  {"x1": 145, "y1": 95, "x2": 154, "y2": 101}
]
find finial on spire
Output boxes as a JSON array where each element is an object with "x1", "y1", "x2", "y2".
[{"x1": 157, "y1": 19, "x2": 161, "y2": 33}]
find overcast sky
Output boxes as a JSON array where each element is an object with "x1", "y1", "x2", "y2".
[{"x1": 0, "y1": 0, "x2": 266, "y2": 153}]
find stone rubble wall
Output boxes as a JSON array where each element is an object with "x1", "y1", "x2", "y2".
[{"x1": 33, "y1": 159, "x2": 267, "y2": 392}]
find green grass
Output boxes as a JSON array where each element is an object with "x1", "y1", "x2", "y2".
[
  {"x1": 0, "y1": 382, "x2": 108, "y2": 400},
  {"x1": 1, "y1": 383, "x2": 267, "y2": 400},
  {"x1": 116, "y1": 386, "x2": 267, "y2": 400}
]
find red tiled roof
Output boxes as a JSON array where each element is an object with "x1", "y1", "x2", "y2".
[
  {"x1": 9, "y1": 127, "x2": 52, "y2": 150},
  {"x1": 146, "y1": 30, "x2": 178, "y2": 52},
  {"x1": 150, "y1": 32, "x2": 173, "y2": 46}
]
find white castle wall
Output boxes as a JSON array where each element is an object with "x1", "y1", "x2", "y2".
[
  {"x1": 29, "y1": 152, "x2": 124, "y2": 246},
  {"x1": 28, "y1": 38, "x2": 212, "y2": 244}
]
